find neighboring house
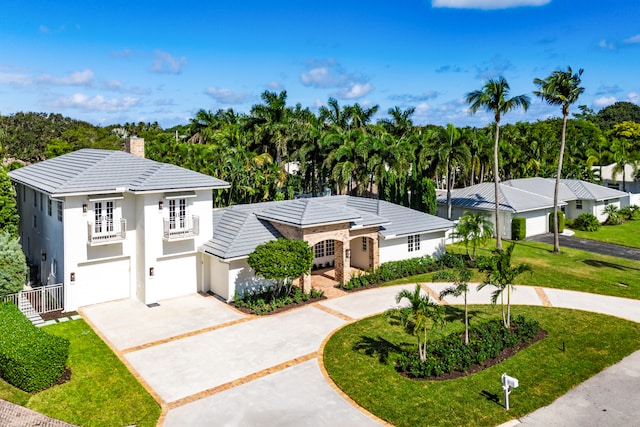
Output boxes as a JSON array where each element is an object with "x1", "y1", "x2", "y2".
[
  {"x1": 201, "y1": 196, "x2": 454, "y2": 302},
  {"x1": 594, "y1": 163, "x2": 640, "y2": 193},
  {"x1": 437, "y1": 177, "x2": 629, "y2": 239},
  {"x1": 9, "y1": 140, "x2": 229, "y2": 312}
]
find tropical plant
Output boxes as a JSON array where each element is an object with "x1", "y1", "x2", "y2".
[
  {"x1": 453, "y1": 211, "x2": 494, "y2": 259},
  {"x1": 466, "y1": 77, "x2": 530, "y2": 250},
  {"x1": 602, "y1": 204, "x2": 623, "y2": 225},
  {"x1": 533, "y1": 66, "x2": 585, "y2": 253},
  {"x1": 433, "y1": 261, "x2": 473, "y2": 344},
  {"x1": 477, "y1": 243, "x2": 532, "y2": 328},
  {"x1": 573, "y1": 213, "x2": 601, "y2": 231},
  {"x1": 389, "y1": 284, "x2": 444, "y2": 361}
]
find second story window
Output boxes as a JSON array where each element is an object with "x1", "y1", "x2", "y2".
[
  {"x1": 169, "y1": 199, "x2": 187, "y2": 229},
  {"x1": 48, "y1": 199, "x2": 52, "y2": 216},
  {"x1": 57, "y1": 201, "x2": 63, "y2": 222}
]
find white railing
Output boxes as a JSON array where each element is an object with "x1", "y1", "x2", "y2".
[
  {"x1": 163, "y1": 215, "x2": 199, "y2": 240},
  {"x1": 87, "y1": 218, "x2": 126, "y2": 245},
  {"x1": 2, "y1": 283, "x2": 64, "y2": 314}
]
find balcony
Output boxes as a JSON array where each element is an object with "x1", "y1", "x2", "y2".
[
  {"x1": 163, "y1": 215, "x2": 199, "y2": 241},
  {"x1": 87, "y1": 218, "x2": 126, "y2": 245}
]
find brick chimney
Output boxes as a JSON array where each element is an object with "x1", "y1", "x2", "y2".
[{"x1": 125, "y1": 136, "x2": 145, "y2": 158}]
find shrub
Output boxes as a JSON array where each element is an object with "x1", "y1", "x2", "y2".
[
  {"x1": 548, "y1": 211, "x2": 565, "y2": 233},
  {"x1": 235, "y1": 284, "x2": 324, "y2": 315},
  {"x1": 573, "y1": 213, "x2": 600, "y2": 231},
  {"x1": 395, "y1": 315, "x2": 541, "y2": 378},
  {"x1": 0, "y1": 231, "x2": 27, "y2": 297},
  {"x1": 620, "y1": 205, "x2": 640, "y2": 220},
  {"x1": 0, "y1": 302, "x2": 70, "y2": 392},
  {"x1": 602, "y1": 205, "x2": 623, "y2": 225},
  {"x1": 511, "y1": 217, "x2": 526, "y2": 240},
  {"x1": 339, "y1": 255, "x2": 437, "y2": 290}
]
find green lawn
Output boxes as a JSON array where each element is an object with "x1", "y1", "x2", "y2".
[
  {"x1": 0, "y1": 319, "x2": 161, "y2": 427},
  {"x1": 388, "y1": 240, "x2": 640, "y2": 300},
  {"x1": 570, "y1": 220, "x2": 640, "y2": 248},
  {"x1": 324, "y1": 305, "x2": 640, "y2": 427}
]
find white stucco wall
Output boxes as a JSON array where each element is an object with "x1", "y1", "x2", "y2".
[
  {"x1": 350, "y1": 237, "x2": 370, "y2": 270},
  {"x1": 228, "y1": 258, "x2": 272, "y2": 300},
  {"x1": 379, "y1": 230, "x2": 447, "y2": 263}
]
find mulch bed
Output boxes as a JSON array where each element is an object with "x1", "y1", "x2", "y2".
[
  {"x1": 230, "y1": 295, "x2": 327, "y2": 315},
  {"x1": 400, "y1": 328, "x2": 548, "y2": 381}
]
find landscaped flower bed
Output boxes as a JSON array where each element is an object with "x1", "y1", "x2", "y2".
[{"x1": 233, "y1": 285, "x2": 325, "y2": 315}]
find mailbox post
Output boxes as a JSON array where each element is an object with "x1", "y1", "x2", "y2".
[{"x1": 501, "y1": 373, "x2": 519, "y2": 410}]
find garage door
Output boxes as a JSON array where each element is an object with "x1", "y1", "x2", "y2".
[
  {"x1": 76, "y1": 258, "x2": 130, "y2": 307},
  {"x1": 154, "y1": 254, "x2": 197, "y2": 301},
  {"x1": 526, "y1": 214, "x2": 548, "y2": 237}
]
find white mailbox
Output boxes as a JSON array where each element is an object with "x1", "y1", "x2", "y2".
[
  {"x1": 501, "y1": 373, "x2": 519, "y2": 410},
  {"x1": 502, "y1": 374, "x2": 519, "y2": 389}
]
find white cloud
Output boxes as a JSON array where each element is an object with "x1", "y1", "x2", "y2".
[
  {"x1": 624, "y1": 34, "x2": 640, "y2": 44},
  {"x1": 101, "y1": 79, "x2": 149, "y2": 95},
  {"x1": 598, "y1": 40, "x2": 616, "y2": 50},
  {"x1": 593, "y1": 96, "x2": 617, "y2": 108},
  {"x1": 50, "y1": 93, "x2": 139, "y2": 111},
  {"x1": 150, "y1": 50, "x2": 186, "y2": 74},
  {"x1": 203, "y1": 86, "x2": 250, "y2": 104},
  {"x1": 432, "y1": 0, "x2": 550, "y2": 10},
  {"x1": 299, "y1": 59, "x2": 373, "y2": 99},
  {"x1": 336, "y1": 82, "x2": 373, "y2": 99},
  {"x1": 38, "y1": 69, "x2": 94, "y2": 86},
  {"x1": 0, "y1": 72, "x2": 31, "y2": 85},
  {"x1": 474, "y1": 56, "x2": 514, "y2": 80},
  {"x1": 267, "y1": 80, "x2": 283, "y2": 91},
  {"x1": 627, "y1": 92, "x2": 640, "y2": 104}
]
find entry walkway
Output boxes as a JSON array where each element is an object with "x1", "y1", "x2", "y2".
[{"x1": 79, "y1": 285, "x2": 640, "y2": 427}]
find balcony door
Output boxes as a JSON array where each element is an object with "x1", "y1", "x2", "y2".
[
  {"x1": 94, "y1": 201, "x2": 114, "y2": 234},
  {"x1": 169, "y1": 199, "x2": 187, "y2": 230}
]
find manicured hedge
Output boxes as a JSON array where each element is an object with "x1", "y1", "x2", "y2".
[
  {"x1": 549, "y1": 211, "x2": 565, "y2": 233},
  {"x1": 511, "y1": 217, "x2": 526, "y2": 240},
  {"x1": 339, "y1": 255, "x2": 440, "y2": 290},
  {"x1": 0, "y1": 302, "x2": 70, "y2": 392},
  {"x1": 573, "y1": 213, "x2": 600, "y2": 231},
  {"x1": 396, "y1": 315, "x2": 541, "y2": 378}
]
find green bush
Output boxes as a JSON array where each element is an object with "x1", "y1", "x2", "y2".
[
  {"x1": 0, "y1": 231, "x2": 27, "y2": 297},
  {"x1": 620, "y1": 205, "x2": 640, "y2": 220},
  {"x1": 0, "y1": 302, "x2": 70, "y2": 392},
  {"x1": 549, "y1": 211, "x2": 565, "y2": 233},
  {"x1": 573, "y1": 213, "x2": 601, "y2": 231},
  {"x1": 511, "y1": 217, "x2": 526, "y2": 240},
  {"x1": 339, "y1": 255, "x2": 437, "y2": 290},
  {"x1": 235, "y1": 284, "x2": 324, "y2": 315},
  {"x1": 396, "y1": 315, "x2": 541, "y2": 378}
]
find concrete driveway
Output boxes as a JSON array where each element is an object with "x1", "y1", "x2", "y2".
[
  {"x1": 527, "y1": 233, "x2": 640, "y2": 261},
  {"x1": 80, "y1": 285, "x2": 640, "y2": 427}
]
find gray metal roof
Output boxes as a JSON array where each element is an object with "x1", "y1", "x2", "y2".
[
  {"x1": 203, "y1": 196, "x2": 454, "y2": 260},
  {"x1": 8, "y1": 149, "x2": 229, "y2": 196},
  {"x1": 560, "y1": 179, "x2": 628, "y2": 201},
  {"x1": 438, "y1": 182, "x2": 560, "y2": 213},
  {"x1": 503, "y1": 177, "x2": 576, "y2": 202}
]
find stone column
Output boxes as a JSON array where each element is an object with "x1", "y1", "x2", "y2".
[
  {"x1": 301, "y1": 273, "x2": 311, "y2": 293},
  {"x1": 371, "y1": 236, "x2": 380, "y2": 269}
]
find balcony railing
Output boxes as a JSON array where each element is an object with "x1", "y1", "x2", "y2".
[
  {"x1": 87, "y1": 218, "x2": 126, "y2": 245},
  {"x1": 163, "y1": 215, "x2": 199, "y2": 241}
]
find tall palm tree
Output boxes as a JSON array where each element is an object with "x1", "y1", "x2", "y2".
[
  {"x1": 435, "y1": 124, "x2": 471, "y2": 220},
  {"x1": 466, "y1": 77, "x2": 530, "y2": 249},
  {"x1": 534, "y1": 66, "x2": 584, "y2": 253}
]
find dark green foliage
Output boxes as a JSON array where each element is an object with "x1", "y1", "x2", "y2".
[
  {"x1": 511, "y1": 217, "x2": 526, "y2": 240},
  {"x1": 0, "y1": 303, "x2": 70, "y2": 392},
  {"x1": 0, "y1": 232, "x2": 27, "y2": 296},
  {"x1": 596, "y1": 102, "x2": 640, "y2": 131},
  {"x1": 619, "y1": 205, "x2": 640, "y2": 220},
  {"x1": 235, "y1": 285, "x2": 324, "y2": 315},
  {"x1": 0, "y1": 168, "x2": 19, "y2": 237},
  {"x1": 396, "y1": 315, "x2": 541, "y2": 378},
  {"x1": 573, "y1": 213, "x2": 601, "y2": 231},
  {"x1": 248, "y1": 239, "x2": 313, "y2": 286},
  {"x1": 549, "y1": 211, "x2": 565, "y2": 233},
  {"x1": 339, "y1": 256, "x2": 437, "y2": 290}
]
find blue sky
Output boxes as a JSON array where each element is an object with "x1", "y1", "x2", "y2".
[{"x1": 1, "y1": 0, "x2": 639, "y2": 128}]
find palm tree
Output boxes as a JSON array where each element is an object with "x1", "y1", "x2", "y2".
[
  {"x1": 434, "y1": 124, "x2": 471, "y2": 220},
  {"x1": 466, "y1": 77, "x2": 530, "y2": 250},
  {"x1": 453, "y1": 211, "x2": 494, "y2": 260},
  {"x1": 433, "y1": 262, "x2": 473, "y2": 344},
  {"x1": 478, "y1": 243, "x2": 532, "y2": 328},
  {"x1": 533, "y1": 67, "x2": 584, "y2": 253},
  {"x1": 391, "y1": 284, "x2": 444, "y2": 361}
]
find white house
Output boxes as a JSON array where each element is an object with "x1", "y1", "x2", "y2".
[
  {"x1": 594, "y1": 163, "x2": 640, "y2": 193},
  {"x1": 201, "y1": 196, "x2": 454, "y2": 301},
  {"x1": 10, "y1": 144, "x2": 453, "y2": 311},
  {"x1": 437, "y1": 177, "x2": 629, "y2": 239},
  {"x1": 9, "y1": 140, "x2": 229, "y2": 312}
]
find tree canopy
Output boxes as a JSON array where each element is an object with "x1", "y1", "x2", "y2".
[
  {"x1": 247, "y1": 238, "x2": 313, "y2": 292},
  {"x1": 0, "y1": 231, "x2": 27, "y2": 296},
  {"x1": 0, "y1": 168, "x2": 19, "y2": 237}
]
